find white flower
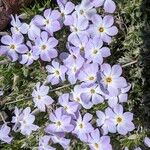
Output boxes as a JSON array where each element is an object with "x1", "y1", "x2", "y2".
[
  {"x1": 12, "y1": 107, "x2": 39, "y2": 136},
  {"x1": 32, "y1": 82, "x2": 54, "y2": 112},
  {"x1": 0, "y1": 124, "x2": 12, "y2": 143},
  {"x1": 144, "y1": 137, "x2": 150, "y2": 148}
]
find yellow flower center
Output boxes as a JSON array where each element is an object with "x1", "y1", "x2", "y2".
[
  {"x1": 99, "y1": 27, "x2": 104, "y2": 33},
  {"x1": 80, "y1": 47, "x2": 84, "y2": 52},
  {"x1": 76, "y1": 97, "x2": 80, "y2": 102},
  {"x1": 38, "y1": 95, "x2": 41, "y2": 99},
  {"x1": 105, "y1": 77, "x2": 112, "y2": 83},
  {"x1": 61, "y1": 12, "x2": 65, "y2": 17},
  {"x1": 90, "y1": 89, "x2": 95, "y2": 94},
  {"x1": 56, "y1": 121, "x2": 62, "y2": 127},
  {"x1": 93, "y1": 49, "x2": 98, "y2": 54},
  {"x1": 45, "y1": 19, "x2": 50, "y2": 25},
  {"x1": 80, "y1": 9, "x2": 84, "y2": 15},
  {"x1": 41, "y1": 45, "x2": 47, "y2": 50},
  {"x1": 89, "y1": 76, "x2": 95, "y2": 81},
  {"x1": 55, "y1": 70, "x2": 60, "y2": 75},
  {"x1": 94, "y1": 143, "x2": 99, "y2": 149},
  {"x1": 116, "y1": 117, "x2": 123, "y2": 124},
  {"x1": 79, "y1": 123, "x2": 84, "y2": 129},
  {"x1": 10, "y1": 44, "x2": 16, "y2": 49}
]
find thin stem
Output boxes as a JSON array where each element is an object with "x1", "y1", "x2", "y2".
[
  {"x1": 0, "y1": 112, "x2": 6, "y2": 123},
  {"x1": 122, "y1": 60, "x2": 138, "y2": 68},
  {"x1": 0, "y1": 60, "x2": 9, "y2": 65},
  {"x1": 49, "y1": 83, "x2": 73, "y2": 92},
  {"x1": 5, "y1": 97, "x2": 32, "y2": 105}
]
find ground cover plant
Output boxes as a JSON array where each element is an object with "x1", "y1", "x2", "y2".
[{"x1": 0, "y1": 0, "x2": 150, "y2": 150}]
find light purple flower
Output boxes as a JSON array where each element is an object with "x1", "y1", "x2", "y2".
[
  {"x1": 75, "y1": 0, "x2": 96, "y2": 20},
  {"x1": 0, "y1": 90, "x2": 3, "y2": 96},
  {"x1": 68, "y1": 34, "x2": 89, "y2": 56},
  {"x1": 33, "y1": 31, "x2": 58, "y2": 62},
  {"x1": 32, "y1": 82, "x2": 54, "y2": 112},
  {"x1": 58, "y1": 93, "x2": 79, "y2": 116},
  {"x1": 96, "y1": 108, "x2": 116, "y2": 135},
  {"x1": 106, "y1": 83, "x2": 131, "y2": 108},
  {"x1": 92, "y1": 0, "x2": 116, "y2": 13},
  {"x1": 87, "y1": 128, "x2": 112, "y2": 150},
  {"x1": 78, "y1": 63, "x2": 99, "y2": 87},
  {"x1": 73, "y1": 113, "x2": 94, "y2": 142},
  {"x1": 57, "y1": 0, "x2": 75, "y2": 25},
  {"x1": 68, "y1": 12, "x2": 89, "y2": 42},
  {"x1": 134, "y1": 148, "x2": 142, "y2": 150},
  {"x1": 97, "y1": 63, "x2": 127, "y2": 97},
  {"x1": 46, "y1": 60, "x2": 67, "y2": 85},
  {"x1": 80, "y1": 84, "x2": 104, "y2": 108},
  {"x1": 0, "y1": 124, "x2": 12, "y2": 143},
  {"x1": 27, "y1": 21, "x2": 41, "y2": 40},
  {"x1": 45, "y1": 107, "x2": 74, "y2": 133},
  {"x1": 144, "y1": 137, "x2": 150, "y2": 148},
  {"x1": 71, "y1": 85, "x2": 93, "y2": 109},
  {"x1": 0, "y1": 34, "x2": 28, "y2": 61},
  {"x1": 112, "y1": 104, "x2": 135, "y2": 135},
  {"x1": 20, "y1": 41, "x2": 39, "y2": 66},
  {"x1": 63, "y1": 52, "x2": 85, "y2": 84},
  {"x1": 50, "y1": 134, "x2": 70, "y2": 149},
  {"x1": 33, "y1": 9, "x2": 61, "y2": 35},
  {"x1": 39, "y1": 136, "x2": 55, "y2": 150},
  {"x1": 12, "y1": 107, "x2": 39, "y2": 136},
  {"x1": 89, "y1": 15, "x2": 118, "y2": 44},
  {"x1": 97, "y1": 105, "x2": 135, "y2": 135},
  {"x1": 10, "y1": 15, "x2": 29, "y2": 35},
  {"x1": 85, "y1": 37, "x2": 111, "y2": 65}
]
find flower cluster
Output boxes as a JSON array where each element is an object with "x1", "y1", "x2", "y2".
[{"x1": 0, "y1": 0, "x2": 144, "y2": 150}]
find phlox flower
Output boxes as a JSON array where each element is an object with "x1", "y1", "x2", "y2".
[
  {"x1": 105, "y1": 83, "x2": 131, "y2": 108},
  {"x1": 58, "y1": 93, "x2": 80, "y2": 116},
  {"x1": 144, "y1": 137, "x2": 150, "y2": 148},
  {"x1": 33, "y1": 31, "x2": 58, "y2": 62},
  {"x1": 89, "y1": 15, "x2": 118, "y2": 44},
  {"x1": 32, "y1": 82, "x2": 54, "y2": 112},
  {"x1": 50, "y1": 134, "x2": 70, "y2": 149},
  {"x1": 71, "y1": 85, "x2": 93, "y2": 109},
  {"x1": 87, "y1": 129, "x2": 112, "y2": 150},
  {"x1": 68, "y1": 34, "x2": 89, "y2": 56},
  {"x1": 20, "y1": 41, "x2": 39, "y2": 66},
  {"x1": 85, "y1": 37, "x2": 111, "y2": 65},
  {"x1": 46, "y1": 60, "x2": 67, "y2": 85},
  {"x1": 33, "y1": 8, "x2": 61, "y2": 35},
  {"x1": 0, "y1": 90, "x2": 3, "y2": 96},
  {"x1": 134, "y1": 148, "x2": 142, "y2": 150},
  {"x1": 12, "y1": 107, "x2": 39, "y2": 136},
  {"x1": 92, "y1": 0, "x2": 116, "y2": 13},
  {"x1": 57, "y1": 0, "x2": 75, "y2": 25},
  {"x1": 96, "y1": 108, "x2": 116, "y2": 135},
  {"x1": 73, "y1": 113, "x2": 94, "y2": 142},
  {"x1": 78, "y1": 63, "x2": 99, "y2": 87},
  {"x1": 97, "y1": 63, "x2": 127, "y2": 97},
  {"x1": 97, "y1": 105, "x2": 135, "y2": 135},
  {"x1": 0, "y1": 34, "x2": 28, "y2": 62},
  {"x1": 75, "y1": 0, "x2": 96, "y2": 20},
  {"x1": 27, "y1": 21, "x2": 41, "y2": 40},
  {"x1": 45, "y1": 107, "x2": 74, "y2": 133},
  {"x1": 63, "y1": 52, "x2": 85, "y2": 84},
  {"x1": 39, "y1": 136, "x2": 56, "y2": 150},
  {"x1": 68, "y1": 12, "x2": 89, "y2": 42},
  {"x1": 112, "y1": 104, "x2": 135, "y2": 135},
  {"x1": 10, "y1": 15, "x2": 29, "y2": 35},
  {"x1": 0, "y1": 124, "x2": 12, "y2": 143},
  {"x1": 80, "y1": 84, "x2": 104, "y2": 109}
]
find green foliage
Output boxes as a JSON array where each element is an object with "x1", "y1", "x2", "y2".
[{"x1": 0, "y1": 0, "x2": 149, "y2": 150}]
